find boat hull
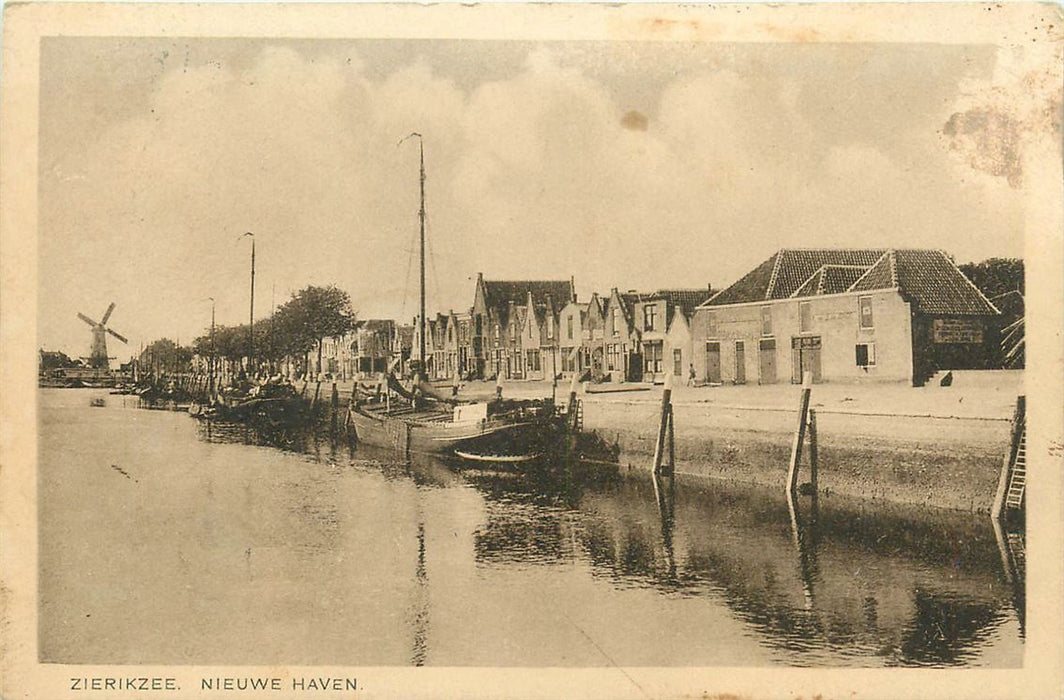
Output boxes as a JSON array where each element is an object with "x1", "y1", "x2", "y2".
[{"x1": 349, "y1": 405, "x2": 559, "y2": 457}]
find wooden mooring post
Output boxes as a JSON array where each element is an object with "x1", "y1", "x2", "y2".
[
  {"x1": 652, "y1": 372, "x2": 675, "y2": 476},
  {"x1": 787, "y1": 371, "x2": 818, "y2": 497}
]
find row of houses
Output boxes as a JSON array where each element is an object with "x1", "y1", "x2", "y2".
[
  {"x1": 412, "y1": 275, "x2": 716, "y2": 384},
  {"x1": 308, "y1": 248, "x2": 1011, "y2": 387}
]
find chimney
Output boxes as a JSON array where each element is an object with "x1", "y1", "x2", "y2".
[{"x1": 570, "y1": 275, "x2": 576, "y2": 302}]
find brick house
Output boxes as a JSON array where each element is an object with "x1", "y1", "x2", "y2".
[
  {"x1": 692, "y1": 249, "x2": 1000, "y2": 386},
  {"x1": 352, "y1": 319, "x2": 396, "y2": 377},
  {"x1": 602, "y1": 288, "x2": 643, "y2": 382},
  {"x1": 558, "y1": 298, "x2": 587, "y2": 376},
  {"x1": 583, "y1": 293, "x2": 607, "y2": 379},
  {"x1": 628, "y1": 288, "x2": 714, "y2": 383},
  {"x1": 470, "y1": 274, "x2": 575, "y2": 379}
]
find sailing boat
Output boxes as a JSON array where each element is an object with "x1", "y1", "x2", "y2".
[{"x1": 348, "y1": 135, "x2": 562, "y2": 459}]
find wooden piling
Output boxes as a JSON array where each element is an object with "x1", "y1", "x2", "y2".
[
  {"x1": 808, "y1": 408, "x2": 819, "y2": 497},
  {"x1": 787, "y1": 371, "x2": 813, "y2": 496},
  {"x1": 652, "y1": 372, "x2": 675, "y2": 476}
]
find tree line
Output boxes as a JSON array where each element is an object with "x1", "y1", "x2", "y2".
[{"x1": 139, "y1": 285, "x2": 356, "y2": 376}]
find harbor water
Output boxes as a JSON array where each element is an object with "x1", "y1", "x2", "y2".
[{"x1": 38, "y1": 388, "x2": 1024, "y2": 667}]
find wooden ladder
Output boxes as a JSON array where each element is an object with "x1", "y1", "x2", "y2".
[{"x1": 1005, "y1": 423, "x2": 1027, "y2": 510}]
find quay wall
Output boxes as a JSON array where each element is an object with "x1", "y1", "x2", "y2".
[{"x1": 581, "y1": 398, "x2": 1010, "y2": 513}]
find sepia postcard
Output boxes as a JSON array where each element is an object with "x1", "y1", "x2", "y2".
[{"x1": 1, "y1": 2, "x2": 1062, "y2": 699}]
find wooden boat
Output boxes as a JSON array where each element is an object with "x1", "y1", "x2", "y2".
[
  {"x1": 348, "y1": 134, "x2": 562, "y2": 457},
  {"x1": 454, "y1": 450, "x2": 541, "y2": 463},
  {"x1": 350, "y1": 394, "x2": 560, "y2": 457}
]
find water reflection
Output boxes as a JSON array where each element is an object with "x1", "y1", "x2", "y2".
[
  {"x1": 211, "y1": 417, "x2": 1022, "y2": 667},
  {"x1": 43, "y1": 392, "x2": 1021, "y2": 668}
]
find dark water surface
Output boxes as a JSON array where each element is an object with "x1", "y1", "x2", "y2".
[{"x1": 39, "y1": 389, "x2": 1024, "y2": 666}]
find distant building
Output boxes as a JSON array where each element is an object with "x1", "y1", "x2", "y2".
[
  {"x1": 601, "y1": 288, "x2": 643, "y2": 382},
  {"x1": 629, "y1": 288, "x2": 714, "y2": 383},
  {"x1": 470, "y1": 274, "x2": 575, "y2": 379},
  {"x1": 692, "y1": 249, "x2": 1000, "y2": 386},
  {"x1": 558, "y1": 298, "x2": 588, "y2": 376},
  {"x1": 353, "y1": 320, "x2": 396, "y2": 376}
]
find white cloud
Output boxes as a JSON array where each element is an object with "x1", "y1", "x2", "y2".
[{"x1": 39, "y1": 41, "x2": 1027, "y2": 358}]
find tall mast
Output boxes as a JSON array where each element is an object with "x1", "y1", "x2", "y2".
[
  {"x1": 241, "y1": 231, "x2": 256, "y2": 377},
  {"x1": 417, "y1": 136, "x2": 426, "y2": 378},
  {"x1": 400, "y1": 132, "x2": 426, "y2": 379}
]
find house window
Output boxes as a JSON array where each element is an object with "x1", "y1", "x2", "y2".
[
  {"x1": 673, "y1": 348, "x2": 683, "y2": 376},
  {"x1": 760, "y1": 306, "x2": 773, "y2": 336},
  {"x1": 606, "y1": 344, "x2": 618, "y2": 371},
  {"x1": 493, "y1": 324, "x2": 500, "y2": 348},
  {"x1": 644, "y1": 305, "x2": 657, "y2": 332},
  {"x1": 612, "y1": 308, "x2": 622, "y2": 336},
  {"x1": 856, "y1": 343, "x2": 876, "y2": 367},
  {"x1": 706, "y1": 311, "x2": 718, "y2": 337},
  {"x1": 859, "y1": 296, "x2": 874, "y2": 329},
  {"x1": 567, "y1": 316, "x2": 574, "y2": 340},
  {"x1": 547, "y1": 318, "x2": 553, "y2": 340},
  {"x1": 799, "y1": 302, "x2": 813, "y2": 333},
  {"x1": 644, "y1": 343, "x2": 662, "y2": 373}
]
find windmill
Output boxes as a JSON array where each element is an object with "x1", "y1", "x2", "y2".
[{"x1": 77, "y1": 302, "x2": 128, "y2": 369}]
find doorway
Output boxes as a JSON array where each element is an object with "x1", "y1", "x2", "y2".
[
  {"x1": 734, "y1": 340, "x2": 746, "y2": 384},
  {"x1": 791, "y1": 336, "x2": 822, "y2": 383},
  {"x1": 705, "y1": 341, "x2": 721, "y2": 384},
  {"x1": 759, "y1": 338, "x2": 777, "y2": 384}
]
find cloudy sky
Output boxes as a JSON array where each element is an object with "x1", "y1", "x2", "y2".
[{"x1": 39, "y1": 37, "x2": 1026, "y2": 360}]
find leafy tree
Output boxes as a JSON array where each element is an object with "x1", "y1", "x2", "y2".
[
  {"x1": 275, "y1": 285, "x2": 356, "y2": 370},
  {"x1": 139, "y1": 338, "x2": 193, "y2": 374},
  {"x1": 958, "y1": 258, "x2": 1024, "y2": 299}
]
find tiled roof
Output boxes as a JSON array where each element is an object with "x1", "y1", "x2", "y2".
[
  {"x1": 483, "y1": 280, "x2": 573, "y2": 314},
  {"x1": 770, "y1": 250, "x2": 887, "y2": 299},
  {"x1": 361, "y1": 319, "x2": 395, "y2": 333},
  {"x1": 654, "y1": 288, "x2": 715, "y2": 317},
  {"x1": 703, "y1": 253, "x2": 779, "y2": 306},
  {"x1": 705, "y1": 248, "x2": 998, "y2": 316},
  {"x1": 849, "y1": 253, "x2": 895, "y2": 292},
  {"x1": 890, "y1": 249, "x2": 999, "y2": 315},
  {"x1": 821, "y1": 266, "x2": 867, "y2": 295}
]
